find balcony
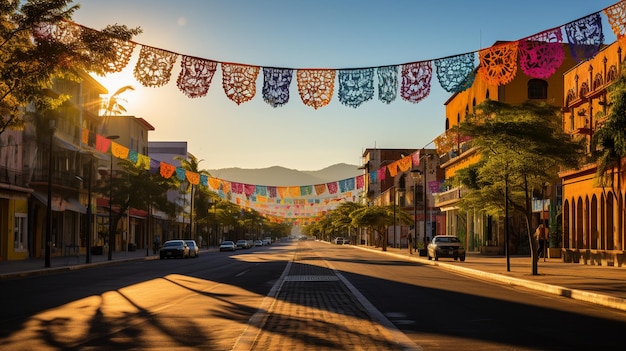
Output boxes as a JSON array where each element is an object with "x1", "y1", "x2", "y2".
[
  {"x1": 0, "y1": 166, "x2": 29, "y2": 188},
  {"x1": 434, "y1": 186, "x2": 468, "y2": 209}
]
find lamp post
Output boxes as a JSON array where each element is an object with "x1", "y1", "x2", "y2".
[
  {"x1": 392, "y1": 185, "x2": 396, "y2": 249},
  {"x1": 76, "y1": 153, "x2": 94, "y2": 263},
  {"x1": 422, "y1": 153, "x2": 428, "y2": 247},
  {"x1": 45, "y1": 120, "x2": 56, "y2": 268},
  {"x1": 189, "y1": 184, "x2": 194, "y2": 239},
  {"x1": 409, "y1": 150, "x2": 431, "y2": 251},
  {"x1": 106, "y1": 135, "x2": 119, "y2": 261},
  {"x1": 410, "y1": 168, "x2": 421, "y2": 252}
]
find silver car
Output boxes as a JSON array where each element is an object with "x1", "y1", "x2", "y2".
[
  {"x1": 185, "y1": 240, "x2": 199, "y2": 258},
  {"x1": 427, "y1": 235, "x2": 466, "y2": 261}
]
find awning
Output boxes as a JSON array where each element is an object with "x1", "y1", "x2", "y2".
[
  {"x1": 32, "y1": 192, "x2": 86, "y2": 214},
  {"x1": 54, "y1": 134, "x2": 80, "y2": 152},
  {"x1": 97, "y1": 198, "x2": 148, "y2": 218}
]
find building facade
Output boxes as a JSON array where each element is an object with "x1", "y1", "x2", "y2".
[
  {"x1": 434, "y1": 41, "x2": 580, "y2": 255},
  {"x1": 561, "y1": 40, "x2": 626, "y2": 266},
  {"x1": 361, "y1": 148, "x2": 444, "y2": 248},
  {"x1": 24, "y1": 72, "x2": 106, "y2": 260}
]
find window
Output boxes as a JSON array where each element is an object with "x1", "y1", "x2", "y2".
[
  {"x1": 528, "y1": 79, "x2": 548, "y2": 99},
  {"x1": 14, "y1": 214, "x2": 27, "y2": 251}
]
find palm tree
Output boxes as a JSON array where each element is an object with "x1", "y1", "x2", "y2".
[
  {"x1": 174, "y1": 154, "x2": 211, "y2": 240},
  {"x1": 99, "y1": 85, "x2": 134, "y2": 135}
]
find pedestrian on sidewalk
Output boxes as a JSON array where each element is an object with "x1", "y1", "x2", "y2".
[
  {"x1": 408, "y1": 235, "x2": 413, "y2": 254},
  {"x1": 535, "y1": 224, "x2": 546, "y2": 258},
  {"x1": 153, "y1": 235, "x2": 161, "y2": 255}
]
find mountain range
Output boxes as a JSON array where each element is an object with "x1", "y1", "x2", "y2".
[{"x1": 207, "y1": 163, "x2": 363, "y2": 186}]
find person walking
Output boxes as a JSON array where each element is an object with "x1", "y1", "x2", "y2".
[
  {"x1": 535, "y1": 224, "x2": 546, "y2": 258},
  {"x1": 408, "y1": 234, "x2": 413, "y2": 255},
  {"x1": 153, "y1": 235, "x2": 161, "y2": 255}
]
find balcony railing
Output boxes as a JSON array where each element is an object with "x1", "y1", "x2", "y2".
[
  {"x1": 434, "y1": 186, "x2": 468, "y2": 208},
  {"x1": 0, "y1": 166, "x2": 29, "y2": 188},
  {"x1": 30, "y1": 169, "x2": 82, "y2": 189}
]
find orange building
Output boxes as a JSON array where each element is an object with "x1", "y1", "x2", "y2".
[
  {"x1": 434, "y1": 41, "x2": 580, "y2": 255},
  {"x1": 560, "y1": 40, "x2": 626, "y2": 266}
]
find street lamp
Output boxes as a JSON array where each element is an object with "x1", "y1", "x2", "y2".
[
  {"x1": 410, "y1": 150, "x2": 432, "y2": 252},
  {"x1": 189, "y1": 184, "x2": 194, "y2": 239},
  {"x1": 410, "y1": 168, "x2": 421, "y2": 252},
  {"x1": 392, "y1": 185, "x2": 396, "y2": 249},
  {"x1": 76, "y1": 155, "x2": 94, "y2": 264},
  {"x1": 45, "y1": 120, "x2": 56, "y2": 268},
  {"x1": 422, "y1": 154, "x2": 428, "y2": 247},
  {"x1": 107, "y1": 135, "x2": 119, "y2": 261}
]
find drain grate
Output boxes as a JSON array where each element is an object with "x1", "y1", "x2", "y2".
[{"x1": 284, "y1": 275, "x2": 339, "y2": 282}]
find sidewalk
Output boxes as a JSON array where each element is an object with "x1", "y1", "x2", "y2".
[
  {"x1": 0, "y1": 248, "x2": 161, "y2": 280},
  {"x1": 358, "y1": 244, "x2": 626, "y2": 312},
  {"x1": 2, "y1": 244, "x2": 626, "y2": 312}
]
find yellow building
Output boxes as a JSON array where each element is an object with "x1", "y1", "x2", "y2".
[
  {"x1": 561, "y1": 40, "x2": 625, "y2": 266},
  {"x1": 434, "y1": 41, "x2": 580, "y2": 254}
]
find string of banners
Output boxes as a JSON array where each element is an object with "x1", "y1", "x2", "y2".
[
  {"x1": 83, "y1": 128, "x2": 427, "y2": 219},
  {"x1": 35, "y1": 1, "x2": 626, "y2": 110}
]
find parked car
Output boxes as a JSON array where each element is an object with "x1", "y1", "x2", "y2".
[
  {"x1": 334, "y1": 237, "x2": 345, "y2": 245},
  {"x1": 159, "y1": 240, "x2": 190, "y2": 259},
  {"x1": 236, "y1": 239, "x2": 250, "y2": 249},
  {"x1": 261, "y1": 239, "x2": 271, "y2": 246},
  {"x1": 219, "y1": 241, "x2": 236, "y2": 252},
  {"x1": 427, "y1": 235, "x2": 466, "y2": 261},
  {"x1": 185, "y1": 240, "x2": 199, "y2": 258},
  {"x1": 254, "y1": 240, "x2": 264, "y2": 247}
]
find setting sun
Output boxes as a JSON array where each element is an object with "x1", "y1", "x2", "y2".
[{"x1": 94, "y1": 67, "x2": 142, "y2": 114}]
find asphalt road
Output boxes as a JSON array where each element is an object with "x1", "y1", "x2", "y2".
[
  {"x1": 321, "y1": 241, "x2": 626, "y2": 350},
  {"x1": 2, "y1": 240, "x2": 625, "y2": 350}
]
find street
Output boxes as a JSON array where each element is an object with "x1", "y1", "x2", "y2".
[{"x1": 1, "y1": 240, "x2": 626, "y2": 350}]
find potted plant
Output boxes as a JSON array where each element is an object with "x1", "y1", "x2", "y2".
[
  {"x1": 417, "y1": 241, "x2": 427, "y2": 256},
  {"x1": 547, "y1": 227, "x2": 561, "y2": 258}
]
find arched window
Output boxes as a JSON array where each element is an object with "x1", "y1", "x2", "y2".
[
  {"x1": 528, "y1": 79, "x2": 548, "y2": 99},
  {"x1": 607, "y1": 65, "x2": 618, "y2": 82},
  {"x1": 593, "y1": 73, "x2": 604, "y2": 90},
  {"x1": 579, "y1": 82, "x2": 589, "y2": 98}
]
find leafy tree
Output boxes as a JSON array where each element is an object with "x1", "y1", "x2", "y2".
[
  {"x1": 0, "y1": 0, "x2": 141, "y2": 134},
  {"x1": 309, "y1": 215, "x2": 334, "y2": 242},
  {"x1": 329, "y1": 201, "x2": 364, "y2": 242},
  {"x1": 456, "y1": 100, "x2": 585, "y2": 274},
  {"x1": 100, "y1": 158, "x2": 178, "y2": 250},
  {"x1": 216, "y1": 200, "x2": 245, "y2": 241},
  {"x1": 350, "y1": 205, "x2": 412, "y2": 251}
]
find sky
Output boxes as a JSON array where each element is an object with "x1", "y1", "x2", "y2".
[{"x1": 72, "y1": 0, "x2": 619, "y2": 171}]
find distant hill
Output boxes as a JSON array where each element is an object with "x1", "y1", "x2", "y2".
[{"x1": 207, "y1": 163, "x2": 362, "y2": 186}]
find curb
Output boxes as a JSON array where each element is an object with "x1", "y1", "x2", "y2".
[
  {"x1": 355, "y1": 245, "x2": 626, "y2": 312},
  {"x1": 0, "y1": 255, "x2": 160, "y2": 281}
]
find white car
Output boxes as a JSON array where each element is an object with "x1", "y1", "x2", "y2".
[
  {"x1": 334, "y1": 237, "x2": 345, "y2": 245},
  {"x1": 427, "y1": 235, "x2": 466, "y2": 261},
  {"x1": 236, "y1": 239, "x2": 250, "y2": 249},
  {"x1": 219, "y1": 241, "x2": 236, "y2": 252},
  {"x1": 185, "y1": 240, "x2": 199, "y2": 258}
]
